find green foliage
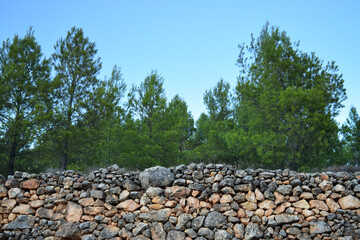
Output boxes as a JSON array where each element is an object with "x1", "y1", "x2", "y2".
[
  {"x1": 341, "y1": 106, "x2": 360, "y2": 165},
  {"x1": 191, "y1": 79, "x2": 234, "y2": 163},
  {"x1": 0, "y1": 28, "x2": 51, "y2": 175},
  {"x1": 51, "y1": 27, "x2": 102, "y2": 170},
  {"x1": 227, "y1": 23, "x2": 346, "y2": 170}
]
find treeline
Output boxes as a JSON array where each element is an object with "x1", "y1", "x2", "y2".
[{"x1": 1, "y1": 24, "x2": 359, "y2": 176}]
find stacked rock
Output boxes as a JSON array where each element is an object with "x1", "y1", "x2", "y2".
[{"x1": 0, "y1": 163, "x2": 360, "y2": 240}]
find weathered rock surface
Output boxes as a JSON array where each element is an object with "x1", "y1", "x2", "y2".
[{"x1": 139, "y1": 166, "x2": 174, "y2": 188}]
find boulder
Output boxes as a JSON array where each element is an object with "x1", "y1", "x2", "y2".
[
  {"x1": 54, "y1": 222, "x2": 81, "y2": 240},
  {"x1": 204, "y1": 211, "x2": 227, "y2": 228},
  {"x1": 338, "y1": 195, "x2": 360, "y2": 210},
  {"x1": 139, "y1": 166, "x2": 174, "y2": 188}
]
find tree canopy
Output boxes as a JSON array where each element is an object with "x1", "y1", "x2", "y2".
[{"x1": 0, "y1": 24, "x2": 356, "y2": 176}]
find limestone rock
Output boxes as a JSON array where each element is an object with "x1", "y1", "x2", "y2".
[
  {"x1": 65, "y1": 202, "x2": 83, "y2": 222},
  {"x1": 310, "y1": 221, "x2": 331, "y2": 234},
  {"x1": 150, "y1": 222, "x2": 166, "y2": 240},
  {"x1": 244, "y1": 222, "x2": 263, "y2": 240},
  {"x1": 139, "y1": 166, "x2": 175, "y2": 189},
  {"x1": 5, "y1": 215, "x2": 35, "y2": 230},
  {"x1": 0, "y1": 185, "x2": 8, "y2": 197},
  {"x1": 319, "y1": 180, "x2": 333, "y2": 192},
  {"x1": 54, "y1": 222, "x2": 81, "y2": 240},
  {"x1": 139, "y1": 208, "x2": 172, "y2": 223},
  {"x1": 309, "y1": 200, "x2": 329, "y2": 211},
  {"x1": 166, "y1": 230, "x2": 185, "y2": 240},
  {"x1": 215, "y1": 229, "x2": 232, "y2": 240},
  {"x1": 204, "y1": 211, "x2": 227, "y2": 228},
  {"x1": 117, "y1": 199, "x2": 140, "y2": 212},
  {"x1": 99, "y1": 225, "x2": 119, "y2": 240},
  {"x1": 258, "y1": 200, "x2": 276, "y2": 210},
  {"x1": 292, "y1": 199, "x2": 310, "y2": 209},
  {"x1": 338, "y1": 195, "x2": 360, "y2": 210}
]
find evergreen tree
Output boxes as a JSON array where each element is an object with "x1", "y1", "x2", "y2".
[
  {"x1": 226, "y1": 23, "x2": 346, "y2": 171},
  {"x1": 52, "y1": 27, "x2": 102, "y2": 170},
  {"x1": 342, "y1": 106, "x2": 360, "y2": 165},
  {"x1": 192, "y1": 79, "x2": 234, "y2": 163},
  {"x1": 0, "y1": 28, "x2": 51, "y2": 175}
]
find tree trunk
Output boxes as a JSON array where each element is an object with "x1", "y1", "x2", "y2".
[
  {"x1": 8, "y1": 139, "x2": 17, "y2": 176},
  {"x1": 61, "y1": 137, "x2": 68, "y2": 171}
]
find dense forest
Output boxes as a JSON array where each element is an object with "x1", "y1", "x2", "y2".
[{"x1": 1, "y1": 24, "x2": 359, "y2": 176}]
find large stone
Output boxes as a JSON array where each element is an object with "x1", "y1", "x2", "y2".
[
  {"x1": 90, "y1": 190, "x2": 105, "y2": 199},
  {"x1": 12, "y1": 204, "x2": 34, "y2": 214},
  {"x1": 198, "y1": 227, "x2": 215, "y2": 239},
  {"x1": 78, "y1": 197, "x2": 95, "y2": 207},
  {"x1": 139, "y1": 208, "x2": 172, "y2": 223},
  {"x1": 65, "y1": 202, "x2": 83, "y2": 222},
  {"x1": 29, "y1": 199, "x2": 44, "y2": 208},
  {"x1": 244, "y1": 222, "x2": 263, "y2": 240},
  {"x1": 123, "y1": 179, "x2": 141, "y2": 191},
  {"x1": 99, "y1": 225, "x2": 119, "y2": 240},
  {"x1": 204, "y1": 211, "x2": 227, "y2": 228},
  {"x1": 166, "y1": 230, "x2": 185, "y2": 240},
  {"x1": 117, "y1": 199, "x2": 140, "y2": 212},
  {"x1": 165, "y1": 186, "x2": 191, "y2": 198},
  {"x1": 319, "y1": 180, "x2": 333, "y2": 192},
  {"x1": 292, "y1": 199, "x2": 310, "y2": 209},
  {"x1": 309, "y1": 200, "x2": 329, "y2": 211},
  {"x1": 55, "y1": 222, "x2": 81, "y2": 240},
  {"x1": 36, "y1": 207, "x2": 54, "y2": 219},
  {"x1": 215, "y1": 229, "x2": 232, "y2": 240},
  {"x1": 326, "y1": 198, "x2": 340, "y2": 212},
  {"x1": 310, "y1": 221, "x2": 331, "y2": 234},
  {"x1": 150, "y1": 222, "x2": 166, "y2": 240},
  {"x1": 1, "y1": 198, "x2": 16, "y2": 209},
  {"x1": 276, "y1": 185, "x2": 292, "y2": 196},
  {"x1": 338, "y1": 195, "x2": 360, "y2": 209},
  {"x1": 0, "y1": 185, "x2": 8, "y2": 197},
  {"x1": 274, "y1": 214, "x2": 299, "y2": 224},
  {"x1": 5, "y1": 215, "x2": 35, "y2": 230},
  {"x1": 175, "y1": 213, "x2": 193, "y2": 230},
  {"x1": 20, "y1": 179, "x2": 41, "y2": 190},
  {"x1": 258, "y1": 200, "x2": 276, "y2": 210},
  {"x1": 8, "y1": 188, "x2": 22, "y2": 198},
  {"x1": 139, "y1": 166, "x2": 175, "y2": 188},
  {"x1": 234, "y1": 223, "x2": 245, "y2": 239}
]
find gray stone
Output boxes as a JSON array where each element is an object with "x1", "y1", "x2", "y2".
[
  {"x1": 0, "y1": 185, "x2": 7, "y2": 197},
  {"x1": 258, "y1": 172, "x2": 275, "y2": 178},
  {"x1": 133, "y1": 222, "x2": 148, "y2": 236},
  {"x1": 175, "y1": 213, "x2": 193, "y2": 230},
  {"x1": 139, "y1": 208, "x2": 172, "y2": 223},
  {"x1": 150, "y1": 222, "x2": 166, "y2": 240},
  {"x1": 99, "y1": 225, "x2": 120, "y2": 239},
  {"x1": 8, "y1": 188, "x2": 22, "y2": 198},
  {"x1": 90, "y1": 189, "x2": 105, "y2": 199},
  {"x1": 198, "y1": 227, "x2": 215, "y2": 239},
  {"x1": 185, "y1": 228, "x2": 197, "y2": 238},
  {"x1": 215, "y1": 230, "x2": 232, "y2": 240},
  {"x1": 234, "y1": 223, "x2": 245, "y2": 239},
  {"x1": 123, "y1": 179, "x2": 141, "y2": 191},
  {"x1": 192, "y1": 216, "x2": 205, "y2": 230},
  {"x1": 310, "y1": 221, "x2": 331, "y2": 234},
  {"x1": 5, "y1": 215, "x2": 35, "y2": 230},
  {"x1": 82, "y1": 235, "x2": 97, "y2": 240},
  {"x1": 276, "y1": 185, "x2": 292, "y2": 196},
  {"x1": 166, "y1": 230, "x2": 185, "y2": 240},
  {"x1": 146, "y1": 187, "x2": 164, "y2": 198},
  {"x1": 139, "y1": 166, "x2": 174, "y2": 188},
  {"x1": 54, "y1": 222, "x2": 81, "y2": 240},
  {"x1": 274, "y1": 214, "x2": 299, "y2": 224},
  {"x1": 245, "y1": 223, "x2": 263, "y2": 240},
  {"x1": 204, "y1": 211, "x2": 227, "y2": 228}
]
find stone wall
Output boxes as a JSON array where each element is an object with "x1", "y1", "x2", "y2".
[{"x1": 0, "y1": 164, "x2": 360, "y2": 240}]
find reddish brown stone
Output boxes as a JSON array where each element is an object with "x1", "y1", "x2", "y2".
[{"x1": 20, "y1": 179, "x2": 41, "y2": 190}]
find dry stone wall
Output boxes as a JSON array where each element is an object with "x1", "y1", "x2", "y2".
[{"x1": 1, "y1": 164, "x2": 360, "y2": 240}]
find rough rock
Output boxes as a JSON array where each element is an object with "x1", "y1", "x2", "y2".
[
  {"x1": 166, "y1": 230, "x2": 185, "y2": 240},
  {"x1": 150, "y1": 222, "x2": 166, "y2": 240},
  {"x1": 99, "y1": 225, "x2": 119, "y2": 239},
  {"x1": 204, "y1": 211, "x2": 227, "y2": 228},
  {"x1": 244, "y1": 222, "x2": 263, "y2": 240},
  {"x1": 139, "y1": 208, "x2": 172, "y2": 223},
  {"x1": 20, "y1": 179, "x2": 41, "y2": 190},
  {"x1": 5, "y1": 215, "x2": 35, "y2": 230},
  {"x1": 338, "y1": 195, "x2": 360, "y2": 210},
  {"x1": 54, "y1": 222, "x2": 81, "y2": 240},
  {"x1": 65, "y1": 202, "x2": 83, "y2": 222},
  {"x1": 139, "y1": 166, "x2": 175, "y2": 188},
  {"x1": 310, "y1": 221, "x2": 331, "y2": 234}
]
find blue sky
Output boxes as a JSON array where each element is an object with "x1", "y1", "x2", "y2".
[{"x1": 1, "y1": 1, "x2": 359, "y2": 124}]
